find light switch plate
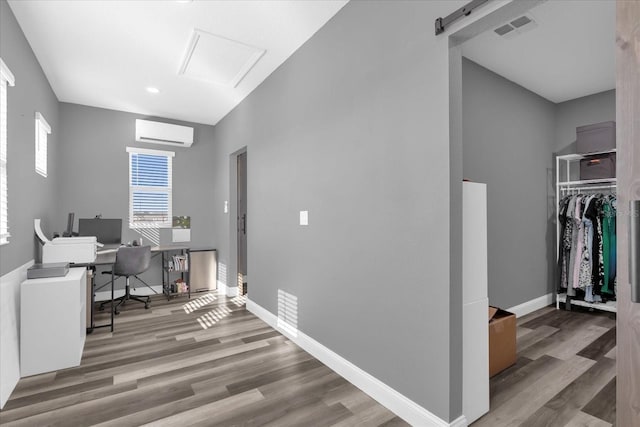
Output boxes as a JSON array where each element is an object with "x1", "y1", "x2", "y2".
[
  {"x1": 224, "y1": 201, "x2": 229, "y2": 214},
  {"x1": 299, "y1": 210, "x2": 308, "y2": 226}
]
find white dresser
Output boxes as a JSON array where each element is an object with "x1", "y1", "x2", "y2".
[{"x1": 20, "y1": 267, "x2": 87, "y2": 377}]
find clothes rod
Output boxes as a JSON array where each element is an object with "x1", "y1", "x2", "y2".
[
  {"x1": 560, "y1": 185, "x2": 617, "y2": 192},
  {"x1": 435, "y1": 0, "x2": 490, "y2": 35}
]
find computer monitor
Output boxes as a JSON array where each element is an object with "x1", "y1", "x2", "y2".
[{"x1": 78, "y1": 218, "x2": 122, "y2": 245}]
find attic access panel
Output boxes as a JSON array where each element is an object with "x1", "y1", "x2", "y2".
[{"x1": 179, "y1": 29, "x2": 266, "y2": 88}]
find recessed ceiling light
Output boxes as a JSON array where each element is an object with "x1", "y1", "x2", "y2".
[
  {"x1": 176, "y1": 0, "x2": 193, "y2": 3},
  {"x1": 146, "y1": 87, "x2": 160, "y2": 94}
]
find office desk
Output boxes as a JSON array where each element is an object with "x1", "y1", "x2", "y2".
[
  {"x1": 86, "y1": 245, "x2": 190, "y2": 333},
  {"x1": 86, "y1": 251, "x2": 117, "y2": 333}
]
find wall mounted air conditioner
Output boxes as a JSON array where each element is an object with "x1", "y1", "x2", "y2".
[{"x1": 135, "y1": 119, "x2": 194, "y2": 148}]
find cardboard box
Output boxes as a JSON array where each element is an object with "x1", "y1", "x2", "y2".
[{"x1": 489, "y1": 306, "x2": 516, "y2": 377}]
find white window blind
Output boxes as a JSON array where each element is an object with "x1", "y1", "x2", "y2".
[
  {"x1": 35, "y1": 112, "x2": 51, "y2": 177},
  {"x1": 0, "y1": 58, "x2": 15, "y2": 245},
  {"x1": 126, "y1": 147, "x2": 174, "y2": 228}
]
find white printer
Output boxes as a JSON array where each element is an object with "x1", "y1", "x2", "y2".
[{"x1": 35, "y1": 219, "x2": 99, "y2": 264}]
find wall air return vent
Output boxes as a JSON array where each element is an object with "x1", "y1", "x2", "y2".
[{"x1": 494, "y1": 15, "x2": 538, "y2": 39}]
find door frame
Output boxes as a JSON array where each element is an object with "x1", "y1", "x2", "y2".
[
  {"x1": 446, "y1": 0, "x2": 634, "y2": 422},
  {"x1": 227, "y1": 146, "x2": 247, "y2": 298},
  {"x1": 446, "y1": 1, "x2": 546, "y2": 420}
]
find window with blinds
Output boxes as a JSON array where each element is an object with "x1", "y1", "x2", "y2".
[
  {"x1": 35, "y1": 112, "x2": 51, "y2": 177},
  {"x1": 126, "y1": 147, "x2": 175, "y2": 228},
  {"x1": 0, "y1": 58, "x2": 15, "y2": 245}
]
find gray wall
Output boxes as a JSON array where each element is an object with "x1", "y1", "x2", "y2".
[
  {"x1": 0, "y1": 0, "x2": 60, "y2": 275},
  {"x1": 462, "y1": 58, "x2": 556, "y2": 309},
  {"x1": 555, "y1": 90, "x2": 616, "y2": 154},
  {"x1": 462, "y1": 58, "x2": 616, "y2": 309},
  {"x1": 0, "y1": 0, "x2": 469, "y2": 420},
  {"x1": 211, "y1": 0, "x2": 462, "y2": 420},
  {"x1": 56, "y1": 103, "x2": 217, "y2": 287}
]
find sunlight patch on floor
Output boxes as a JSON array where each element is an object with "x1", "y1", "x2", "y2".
[
  {"x1": 196, "y1": 305, "x2": 232, "y2": 329},
  {"x1": 231, "y1": 295, "x2": 247, "y2": 307},
  {"x1": 183, "y1": 293, "x2": 217, "y2": 313}
]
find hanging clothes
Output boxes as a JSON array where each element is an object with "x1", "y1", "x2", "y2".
[
  {"x1": 557, "y1": 193, "x2": 617, "y2": 302},
  {"x1": 601, "y1": 196, "x2": 617, "y2": 295}
]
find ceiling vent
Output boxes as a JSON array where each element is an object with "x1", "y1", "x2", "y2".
[
  {"x1": 135, "y1": 120, "x2": 194, "y2": 148},
  {"x1": 493, "y1": 14, "x2": 538, "y2": 39},
  {"x1": 178, "y1": 29, "x2": 265, "y2": 88}
]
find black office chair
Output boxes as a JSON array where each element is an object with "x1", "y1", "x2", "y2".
[{"x1": 99, "y1": 245, "x2": 152, "y2": 314}]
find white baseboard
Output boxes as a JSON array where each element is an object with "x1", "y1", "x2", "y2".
[
  {"x1": 450, "y1": 415, "x2": 468, "y2": 427},
  {"x1": 0, "y1": 259, "x2": 34, "y2": 409},
  {"x1": 217, "y1": 280, "x2": 227, "y2": 296},
  {"x1": 226, "y1": 286, "x2": 239, "y2": 297},
  {"x1": 506, "y1": 293, "x2": 554, "y2": 318},
  {"x1": 246, "y1": 298, "x2": 467, "y2": 427},
  {"x1": 216, "y1": 280, "x2": 239, "y2": 298}
]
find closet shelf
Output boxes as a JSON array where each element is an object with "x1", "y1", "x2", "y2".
[
  {"x1": 557, "y1": 178, "x2": 616, "y2": 187},
  {"x1": 556, "y1": 149, "x2": 616, "y2": 161},
  {"x1": 556, "y1": 294, "x2": 617, "y2": 313}
]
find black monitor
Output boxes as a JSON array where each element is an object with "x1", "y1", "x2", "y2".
[{"x1": 78, "y1": 218, "x2": 122, "y2": 245}]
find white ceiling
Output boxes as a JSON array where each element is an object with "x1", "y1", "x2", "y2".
[
  {"x1": 8, "y1": 0, "x2": 348, "y2": 125},
  {"x1": 462, "y1": 0, "x2": 615, "y2": 103}
]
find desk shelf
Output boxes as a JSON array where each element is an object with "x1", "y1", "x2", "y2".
[{"x1": 161, "y1": 248, "x2": 190, "y2": 301}]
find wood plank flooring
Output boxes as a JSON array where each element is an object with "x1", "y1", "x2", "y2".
[
  {"x1": 0, "y1": 293, "x2": 406, "y2": 427},
  {"x1": 473, "y1": 305, "x2": 617, "y2": 427},
  {"x1": 1, "y1": 297, "x2": 619, "y2": 426}
]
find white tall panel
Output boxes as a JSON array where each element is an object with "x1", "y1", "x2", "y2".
[
  {"x1": 463, "y1": 182, "x2": 488, "y2": 305},
  {"x1": 462, "y1": 181, "x2": 489, "y2": 423}
]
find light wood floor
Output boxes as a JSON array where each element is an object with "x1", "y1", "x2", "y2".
[
  {"x1": 0, "y1": 296, "x2": 618, "y2": 426},
  {"x1": 0, "y1": 293, "x2": 407, "y2": 427},
  {"x1": 473, "y1": 305, "x2": 617, "y2": 427}
]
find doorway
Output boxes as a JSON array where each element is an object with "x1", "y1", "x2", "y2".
[
  {"x1": 237, "y1": 151, "x2": 247, "y2": 296},
  {"x1": 448, "y1": 0, "x2": 638, "y2": 425}
]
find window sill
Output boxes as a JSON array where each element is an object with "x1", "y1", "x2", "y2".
[{"x1": 129, "y1": 224, "x2": 171, "y2": 230}]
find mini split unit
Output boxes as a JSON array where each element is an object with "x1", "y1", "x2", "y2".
[{"x1": 135, "y1": 119, "x2": 194, "y2": 148}]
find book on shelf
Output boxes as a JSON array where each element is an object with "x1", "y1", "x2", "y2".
[{"x1": 169, "y1": 254, "x2": 188, "y2": 272}]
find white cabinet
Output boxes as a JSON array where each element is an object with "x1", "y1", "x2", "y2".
[
  {"x1": 462, "y1": 182, "x2": 489, "y2": 424},
  {"x1": 20, "y1": 268, "x2": 86, "y2": 377}
]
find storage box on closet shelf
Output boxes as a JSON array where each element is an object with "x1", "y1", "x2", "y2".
[
  {"x1": 556, "y1": 148, "x2": 616, "y2": 191},
  {"x1": 555, "y1": 148, "x2": 617, "y2": 313}
]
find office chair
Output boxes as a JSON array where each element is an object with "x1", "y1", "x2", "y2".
[{"x1": 99, "y1": 245, "x2": 152, "y2": 314}]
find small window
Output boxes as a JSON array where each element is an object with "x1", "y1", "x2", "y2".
[
  {"x1": 126, "y1": 147, "x2": 174, "y2": 228},
  {"x1": 35, "y1": 112, "x2": 51, "y2": 177},
  {"x1": 0, "y1": 58, "x2": 15, "y2": 245}
]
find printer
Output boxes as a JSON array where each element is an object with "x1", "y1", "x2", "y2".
[{"x1": 35, "y1": 219, "x2": 99, "y2": 264}]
